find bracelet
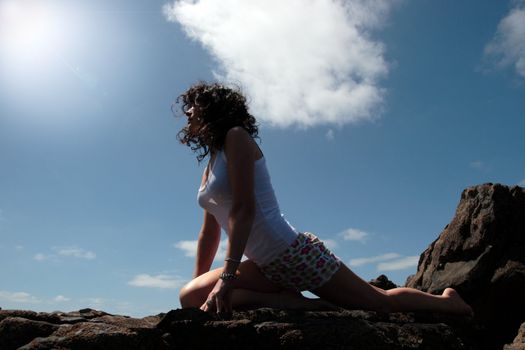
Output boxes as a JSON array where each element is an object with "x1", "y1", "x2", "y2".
[
  {"x1": 225, "y1": 257, "x2": 241, "y2": 264},
  {"x1": 219, "y1": 272, "x2": 238, "y2": 281}
]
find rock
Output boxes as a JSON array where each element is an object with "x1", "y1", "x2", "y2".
[
  {"x1": 157, "y1": 308, "x2": 479, "y2": 350},
  {"x1": 369, "y1": 274, "x2": 397, "y2": 290},
  {"x1": 0, "y1": 310, "x2": 61, "y2": 324},
  {"x1": 406, "y1": 183, "x2": 525, "y2": 349},
  {"x1": 505, "y1": 322, "x2": 525, "y2": 350},
  {"x1": 0, "y1": 317, "x2": 58, "y2": 350},
  {"x1": 19, "y1": 322, "x2": 164, "y2": 350},
  {"x1": 90, "y1": 314, "x2": 160, "y2": 330},
  {"x1": 0, "y1": 309, "x2": 165, "y2": 350},
  {"x1": 0, "y1": 307, "x2": 480, "y2": 350}
]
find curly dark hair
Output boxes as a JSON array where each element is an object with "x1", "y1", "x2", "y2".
[{"x1": 175, "y1": 82, "x2": 259, "y2": 163}]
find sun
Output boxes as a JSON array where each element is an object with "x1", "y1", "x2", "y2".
[
  {"x1": 0, "y1": 0, "x2": 64, "y2": 66},
  {"x1": 0, "y1": 0, "x2": 74, "y2": 128}
]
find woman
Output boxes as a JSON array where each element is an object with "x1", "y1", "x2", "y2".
[{"x1": 176, "y1": 82, "x2": 473, "y2": 316}]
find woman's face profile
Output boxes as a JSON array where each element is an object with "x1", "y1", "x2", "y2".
[{"x1": 185, "y1": 105, "x2": 203, "y2": 133}]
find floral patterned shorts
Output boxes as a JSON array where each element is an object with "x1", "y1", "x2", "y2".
[{"x1": 260, "y1": 232, "x2": 342, "y2": 292}]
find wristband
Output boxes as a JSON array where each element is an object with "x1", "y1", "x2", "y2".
[
  {"x1": 225, "y1": 257, "x2": 241, "y2": 264},
  {"x1": 219, "y1": 272, "x2": 238, "y2": 281}
]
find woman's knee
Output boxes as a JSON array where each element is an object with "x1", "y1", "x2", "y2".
[
  {"x1": 179, "y1": 281, "x2": 205, "y2": 308},
  {"x1": 179, "y1": 269, "x2": 222, "y2": 308},
  {"x1": 179, "y1": 283, "x2": 193, "y2": 308}
]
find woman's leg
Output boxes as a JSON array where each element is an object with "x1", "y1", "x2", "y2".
[
  {"x1": 179, "y1": 260, "x2": 333, "y2": 310},
  {"x1": 229, "y1": 289, "x2": 336, "y2": 310},
  {"x1": 179, "y1": 259, "x2": 280, "y2": 308},
  {"x1": 311, "y1": 264, "x2": 473, "y2": 315}
]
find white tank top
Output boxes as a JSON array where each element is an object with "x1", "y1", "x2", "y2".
[{"x1": 197, "y1": 149, "x2": 298, "y2": 266}]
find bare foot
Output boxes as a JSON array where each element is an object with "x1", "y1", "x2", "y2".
[{"x1": 442, "y1": 288, "x2": 474, "y2": 316}]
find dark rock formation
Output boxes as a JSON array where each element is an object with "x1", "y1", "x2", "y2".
[
  {"x1": 0, "y1": 307, "x2": 480, "y2": 350},
  {"x1": 0, "y1": 317, "x2": 58, "y2": 350},
  {"x1": 0, "y1": 309, "x2": 163, "y2": 350},
  {"x1": 504, "y1": 322, "x2": 525, "y2": 350},
  {"x1": 406, "y1": 183, "x2": 525, "y2": 349},
  {"x1": 369, "y1": 274, "x2": 398, "y2": 290},
  {"x1": 158, "y1": 308, "x2": 481, "y2": 350}
]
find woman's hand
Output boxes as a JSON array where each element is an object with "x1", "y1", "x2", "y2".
[{"x1": 200, "y1": 278, "x2": 234, "y2": 314}]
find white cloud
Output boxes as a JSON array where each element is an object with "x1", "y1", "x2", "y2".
[
  {"x1": 339, "y1": 228, "x2": 369, "y2": 243},
  {"x1": 349, "y1": 252, "x2": 400, "y2": 267},
  {"x1": 0, "y1": 290, "x2": 41, "y2": 303},
  {"x1": 377, "y1": 255, "x2": 419, "y2": 271},
  {"x1": 174, "y1": 240, "x2": 198, "y2": 257},
  {"x1": 33, "y1": 246, "x2": 96, "y2": 262},
  {"x1": 84, "y1": 297, "x2": 106, "y2": 310},
  {"x1": 128, "y1": 274, "x2": 185, "y2": 289},
  {"x1": 518, "y1": 179, "x2": 525, "y2": 187},
  {"x1": 57, "y1": 247, "x2": 96, "y2": 260},
  {"x1": 53, "y1": 295, "x2": 70, "y2": 302},
  {"x1": 484, "y1": 0, "x2": 525, "y2": 78},
  {"x1": 174, "y1": 238, "x2": 228, "y2": 261},
  {"x1": 33, "y1": 253, "x2": 50, "y2": 261},
  {"x1": 165, "y1": 0, "x2": 392, "y2": 128}
]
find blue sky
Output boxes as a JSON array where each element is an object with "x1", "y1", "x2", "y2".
[{"x1": 1, "y1": 0, "x2": 524, "y2": 317}]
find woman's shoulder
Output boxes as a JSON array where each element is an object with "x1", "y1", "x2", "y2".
[
  {"x1": 223, "y1": 126, "x2": 260, "y2": 160},
  {"x1": 224, "y1": 126, "x2": 254, "y2": 148},
  {"x1": 225, "y1": 126, "x2": 250, "y2": 138}
]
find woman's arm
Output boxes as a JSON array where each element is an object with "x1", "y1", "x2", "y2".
[
  {"x1": 201, "y1": 127, "x2": 257, "y2": 314},
  {"x1": 193, "y1": 210, "x2": 221, "y2": 278},
  {"x1": 223, "y1": 127, "x2": 256, "y2": 274}
]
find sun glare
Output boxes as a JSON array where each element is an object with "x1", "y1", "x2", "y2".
[
  {"x1": 0, "y1": 0, "x2": 64, "y2": 67},
  {"x1": 0, "y1": 0, "x2": 82, "y2": 129}
]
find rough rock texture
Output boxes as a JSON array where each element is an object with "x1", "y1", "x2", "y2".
[
  {"x1": 0, "y1": 307, "x2": 481, "y2": 350},
  {"x1": 158, "y1": 308, "x2": 482, "y2": 350},
  {"x1": 0, "y1": 309, "x2": 164, "y2": 350},
  {"x1": 504, "y1": 322, "x2": 525, "y2": 350},
  {"x1": 406, "y1": 183, "x2": 525, "y2": 349}
]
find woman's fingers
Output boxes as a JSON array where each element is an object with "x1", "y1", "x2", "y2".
[
  {"x1": 200, "y1": 297, "x2": 233, "y2": 316},
  {"x1": 215, "y1": 296, "x2": 223, "y2": 313},
  {"x1": 201, "y1": 285, "x2": 234, "y2": 314},
  {"x1": 225, "y1": 296, "x2": 232, "y2": 313},
  {"x1": 200, "y1": 297, "x2": 215, "y2": 312},
  {"x1": 200, "y1": 300, "x2": 209, "y2": 311},
  {"x1": 216, "y1": 292, "x2": 232, "y2": 314}
]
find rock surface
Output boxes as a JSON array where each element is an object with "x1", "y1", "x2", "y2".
[
  {"x1": 158, "y1": 308, "x2": 480, "y2": 350},
  {"x1": 504, "y1": 322, "x2": 525, "y2": 350},
  {"x1": 0, "y1": 307, "x2": 480, "y2": 350},
  {"x1": 406, "y1": 183, "x2": 525, "y2": 349},
  {"x1": 0, "y1": 309, "x2": 163, "y2": 350}
]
